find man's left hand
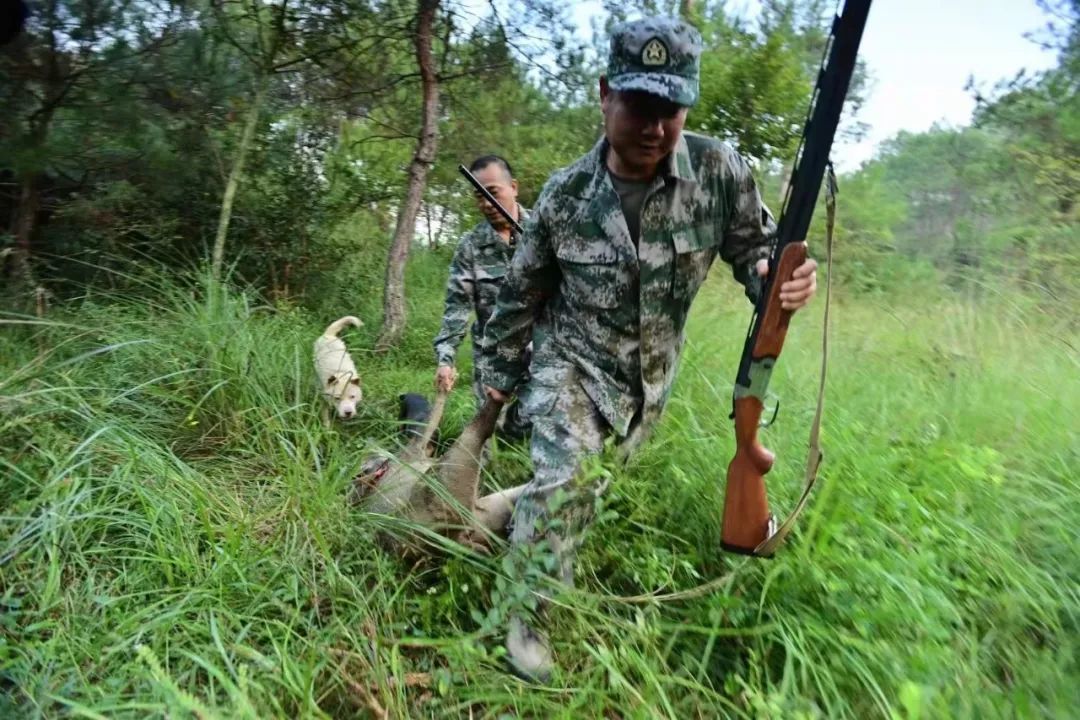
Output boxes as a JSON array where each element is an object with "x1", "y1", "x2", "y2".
[{"x1": 755, "y1": 242, "x2": 818, "y2": 311}]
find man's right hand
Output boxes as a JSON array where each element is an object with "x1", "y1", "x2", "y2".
[
  {"x1": 435, "y1": 365, "x2": 457, "y2": 392},
  {"x1": 484, "y1": 385, "x2": 509, "y2": 403}
]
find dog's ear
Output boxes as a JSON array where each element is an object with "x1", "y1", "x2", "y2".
[
  {"x1": 327, "y1": 374, "x2": 337, "y2": 385},
  {"x1": 349, "y1": 377, "x2": 361, "y2": 385}
]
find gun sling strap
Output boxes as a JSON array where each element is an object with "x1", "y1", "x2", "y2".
[{"x1": 754, "y1": 163, "x2": 836, "y2": 557}]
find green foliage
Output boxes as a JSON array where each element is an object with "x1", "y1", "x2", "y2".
[
  {"x1": 1, "y1": 0, "x2": 604, "y2": 309},
  {"x1": 683, "y1": 0, "x2": 869, "y2": 166},
  {"x1": 822, "y1": 0, "x2": 1079, "y2": 303},
  {"x1": 1, "y1": 2, "x2": 1077, "y2": 711},
  {"x1": 1, "y1": 269, "x2": 1076, "y2": 717},
  {"x1": 833, "y1": 118, "x2": 1078, "y2": 303},
  {"x1": 691, "y1": 8, "x2": 813, "y2": 164}
]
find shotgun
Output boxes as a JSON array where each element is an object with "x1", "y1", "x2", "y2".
[{"x1": 721, "y1": 0, "x2": 872, "y2": 557}]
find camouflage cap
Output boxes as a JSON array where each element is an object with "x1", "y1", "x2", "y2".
[{"x1": 606, "y1": 17, "x2": 702, "y2": 107}]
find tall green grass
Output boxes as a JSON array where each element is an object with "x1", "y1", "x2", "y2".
[{"x1": 1, "y1": 263, "x2": 1076, "y2": 718}]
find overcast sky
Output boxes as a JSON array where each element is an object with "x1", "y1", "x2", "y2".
[
  {"x1": 837, "y1": 0, "x2": 1058, "y2": 169},
  {"x1": 563, "y1": 0, "x2": 1060, "y2": 171}
]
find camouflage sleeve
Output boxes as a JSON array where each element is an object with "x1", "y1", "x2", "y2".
[
  {"x1": 479, "y1": 203, "x2": 558, "y2": 392},
  {"x1": 719, "y1": 150, "x2": 776, "y2": 302},
  {"x1": 432, "y1": 237, "x2": 474, "y2": 366}
]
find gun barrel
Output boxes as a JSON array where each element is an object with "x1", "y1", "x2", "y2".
[
  {"x1": 457, "y1": 164, "x2": 524, "y2": 235},
  {"x1": 736, "y1": 0, "x2": 871, "y2": 393}
]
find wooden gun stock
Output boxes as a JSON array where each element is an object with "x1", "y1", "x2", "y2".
[
  {"x1": 722, "y1": 396, "x2": 774, "y2": 554},
  {"x1": 721, "y1": 243, "x2": 804, "y2": 556}
]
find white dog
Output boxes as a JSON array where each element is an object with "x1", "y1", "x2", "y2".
[{"x1": 313, "y1": 316, "x2": 364, "y2": 420}]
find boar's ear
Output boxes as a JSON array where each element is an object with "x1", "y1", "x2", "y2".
[
  {"x1": 349, "y1": 377, "x2": 361, "y2": 385},
  {"x1": 327, "y1": 375, "x2": 337, "y2": 385}
]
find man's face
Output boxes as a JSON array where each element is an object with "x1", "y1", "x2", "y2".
[
  {"x1": 600, "y1": 77, "x2": 689, "y2": 178},
  {"x1": 472, "y1": 164, "x2": 518, "y2": 230}
]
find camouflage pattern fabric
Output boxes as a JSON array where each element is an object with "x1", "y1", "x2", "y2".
[
  {"x1": 607, "y1": 16, "x2": 702, "y2": 106},
  {"x1": 509, "y1": 355, "x2": 613, "y2": 586},
  {"x1": 471, "y1": 363, "x2": 532, "y2": 441},
  {"x1": 433, "y1": 206, "x2": 529, "y2": 369},
  {"x1": 481, "y1": 131, "x2": 775, "y2": 591},
  {"x1": 433, "y1": 206, "x2": 536, "y2": 438},
  {"x1": 482, "y1": 132, "x2": 775, "y2": 443}
]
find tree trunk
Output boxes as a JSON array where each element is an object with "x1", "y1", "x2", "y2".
[
  {"x1": 680, "y1": 0, "x2": 695, "y2": 21},
  {"x1": 5, "y1": 109, "x2": 51, "y2": 302},
  {"x1": 13, "y1": 177, "x2": 38, "y2": 271},
  {"x1": 375, "y1": 0, "x2": 440, "y2": 352},
  {"x1": 297, "y1": 228, "x2": 310, "y2": 298},
  {"x1": 425, "y1": 201, "x2": 434, "y2": 247},
  {"x1": 4, "y1": 175, "x2": 40, "y2": 303},
  {"x1": 211, "y1": 79, "x2": 266, "y2": 285},
  {"x1": 435, "y1": 203, "x2": 450, "y2": 247}
]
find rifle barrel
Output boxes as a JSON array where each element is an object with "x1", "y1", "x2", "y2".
[
  {"x1": 736, "y1": 0, "x2": 871, "y2": 390},
  {"x1": 457, "y1": 164, "x2": 524, "y2": 235},
  {"x1": 774, "y1": 0, "x2": 871, "y2": 253}
]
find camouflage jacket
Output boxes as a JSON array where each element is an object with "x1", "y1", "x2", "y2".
[
  {"x1": 480, "y1": 133, "x2": 775, "y2": 438},
  {"x1": 433, "y1": 206, "x2": 530, "y2": 367}
]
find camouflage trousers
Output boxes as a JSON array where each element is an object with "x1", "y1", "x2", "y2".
[{"x1": 508, "y1": 361, "x2": 626, "y2": 587}]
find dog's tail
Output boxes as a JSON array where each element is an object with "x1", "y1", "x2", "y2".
[{"x1": 323, "y1": 315, "x2": 363, "y2": 338}]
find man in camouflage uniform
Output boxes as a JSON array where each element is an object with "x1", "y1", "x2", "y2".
[
  {"x1": 433, "y1": 154, "x2": 534, "y2": 439},
  {"x1": 479, "y1": 18, "x2": 819, "y2": 681}
]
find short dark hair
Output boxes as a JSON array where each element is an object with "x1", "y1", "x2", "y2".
[{"x1": 469, "y1": 154, "x2": 513, "y2": 179}]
